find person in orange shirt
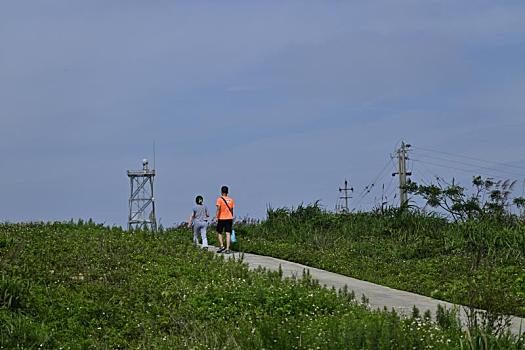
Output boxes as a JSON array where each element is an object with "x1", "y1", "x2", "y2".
[{"x1": 215, "y1": 185, "x2": 235, "y2": 254}]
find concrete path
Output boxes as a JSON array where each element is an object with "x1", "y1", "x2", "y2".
[{"x1": 213, "y1": 248, "x2": 524, "y2": 335}]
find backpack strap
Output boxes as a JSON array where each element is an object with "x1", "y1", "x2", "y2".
[{"x1": 221, "y1": 197, "x2": 234, "y2": 215}]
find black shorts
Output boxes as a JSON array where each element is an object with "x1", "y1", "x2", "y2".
[{"x1": 216, "y1": 219, "x2": 233, "y2": 234}]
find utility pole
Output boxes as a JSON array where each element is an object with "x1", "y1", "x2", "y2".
[
  {"x1": 392, "y1": 141, "x2": 412, "y2": 207},
  {"x1": 338, "y1": 179, "x2": 353, "y2": 213}
]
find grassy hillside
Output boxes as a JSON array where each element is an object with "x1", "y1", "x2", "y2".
[
  {"x1": 1, "y1": 221, "x2": 523, "y2": 349},
  {"x1": 234, "y1": 205, "x2": 525, "y2": 320}
]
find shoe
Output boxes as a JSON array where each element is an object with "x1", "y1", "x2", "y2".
[
  {"x1": 217, "y1": 247, "x2": 225, "y2": 253},
  {"x1": 224, "y1": 249, "x2": 231, "y2": 254}
]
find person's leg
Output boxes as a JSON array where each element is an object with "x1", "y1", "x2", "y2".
[
  {"x1": 192, "y1": 224, "x2": 199, "y2": 245},
  {"x1": 226, "y1": 232, "x2": 231, "y2": 250},
  {"x1": 217, "y1": 234, "x2": 225, "y2": 252},
  {"x1": 216, "y1": 220, "x2": 225, "y2": 251},
  {"x1": 225, "y1": 220, "x2": 232, "y2": 252},
  {"x1": 200, "y1": 222, "x2": 208, "y2": 248}
]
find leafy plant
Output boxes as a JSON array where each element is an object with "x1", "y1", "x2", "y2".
[{"x1": 405, "y1": 176, "x2": 525, "y2": 222}]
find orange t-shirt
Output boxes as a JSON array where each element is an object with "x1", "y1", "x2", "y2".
[{"x1": 216, "y1": 196, "x2": 235, "y2": 220}]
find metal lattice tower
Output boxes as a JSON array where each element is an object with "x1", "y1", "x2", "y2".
[{"x1": 127, "y1": 159, "x2": 157, "y2": 231}]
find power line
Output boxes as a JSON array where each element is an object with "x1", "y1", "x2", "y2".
[
  {"x1": 355, "y1": 157, "x2": 393, "y2": 205},
  {"x1": 412, "y1": 146, "x2": 525, "y2": 172},
  {"x1": 411, "y1": 158, "x2": 518, "y2": 181},
  {"x1": 411, "y1": 160, "x2": 439, "y2": 184},
  {"x1": 412, "y1": 151, "x2": 525, "y2": 178},
  {"x1": 382, "y1": 161, "x2": 397, "y2": 196},
  {"x1": 354, "y1": 157, "x2": 396, "y2": 210},
  {"x1": 357, "y1": 157, "x2": 393, "y2": 199},
  {"x1": 359, "y1": 150, "x2": 406, "y2": 211}
]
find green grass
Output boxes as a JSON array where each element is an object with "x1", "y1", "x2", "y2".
[
  {"x1": 2, "y1": 221, "x2": 523, "y2": 349},
  {"x1": 231, "y1": 205, "x2": 525, "y2": 319}
]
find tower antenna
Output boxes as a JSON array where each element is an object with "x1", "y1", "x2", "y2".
[{"x1": 153, "y1": 141, "x2": 156, "y2": 171}]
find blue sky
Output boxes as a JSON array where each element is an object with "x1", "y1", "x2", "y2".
[{"x1": 1, "y1": 1, "x2": 525, "y2": 227}]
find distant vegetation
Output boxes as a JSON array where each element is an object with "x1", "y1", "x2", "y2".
[{"x1": 1, "y1": 221, "x2": 524, "y2": 349}]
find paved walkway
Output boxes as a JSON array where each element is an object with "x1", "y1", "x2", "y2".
[{"x1": 213, "y1": 248, "x2": 524, "y2": 335}]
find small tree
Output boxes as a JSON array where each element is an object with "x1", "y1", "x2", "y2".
[
  {"x1": 405, "y1": 176, "x2": 524, "y2": 222},
  {"x1": 406, "y1": 175, "x2": 525, "y2": 336}
]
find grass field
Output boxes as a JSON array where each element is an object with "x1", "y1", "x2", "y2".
[
  {"x1": 1, "y1": 221, "x2": 524, "y2": 349},
  {"x1": 232, "y1": 205, "x2": 525, "y2": 322}
]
